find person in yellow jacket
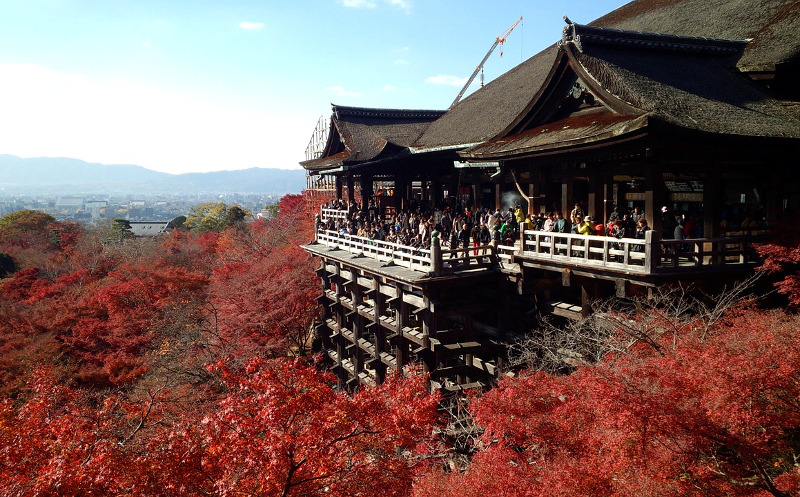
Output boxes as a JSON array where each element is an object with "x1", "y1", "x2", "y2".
[{"x1": 577, "y1": 215, "x2": 596, "y2": 236}]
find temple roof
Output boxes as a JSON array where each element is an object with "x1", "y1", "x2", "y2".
[
  {"x1": 591, "y1": 0, "x2": 800, "y2": 73},
  {"x1": 302, "y1": 0, "x2": 800, "y2": 172},
  {"x1": 301, "y1": 105, "x2": 445, "y2": 172}
]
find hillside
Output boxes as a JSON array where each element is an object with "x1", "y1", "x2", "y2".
[{"x1": 0, "y1": 155, "x2": 306, "y2": 195}]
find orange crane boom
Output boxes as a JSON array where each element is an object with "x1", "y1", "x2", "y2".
[{"x1": 450, "y1": 16, "x2": 522, "y2": 109}]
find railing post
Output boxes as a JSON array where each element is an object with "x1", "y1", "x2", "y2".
[
  {"x1": 431, "y1": 237, "x2": 442, "y2": 277},
  {"x1": 644, "y1": 230, "x2": 660, "y2": 273}
]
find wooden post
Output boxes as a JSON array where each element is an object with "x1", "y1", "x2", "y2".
[
  {"x1": 394, "y1": 173, "x2": 406, "y2": 213},
  {"x1": 335, "y1": 176, "x2": 343, "y2": 201},
  {"x1": 346, "y1": 176, "x2": 355, "y2": 206},
  {"x1": 422, "y1": 296, "x2": 436, "y2": 374},
  {"x1": 644, "y1": 229, "x2": 659, "y2": 273},
  {"x1": 373, "y1": 278, "x2": 386, "y2": 384},
  {"x1": 561, "y1": 176, "x2": 573, "y2": 219},
  {"x1": 431, "y1": 237, "x2": 442, "y2": 276},
  {"x1": 395, "y1": 284, "x2": 409, "y2": 373},
  {"x1": 360, "y1": 174, "x2": 373, "y2": 211},
  {"x1": 350, "y1": 270, "x2": 363, "y2": 385}
]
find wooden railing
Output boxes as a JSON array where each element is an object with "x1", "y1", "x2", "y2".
[
  {"x1": 519, "y1": 229, "x2": 763, "y2": 274},
  {"x1": 315, "y1": 226, "x2": 763, "y2": 277},
  {"x1": 320, "y1": 207, "x2": 349, "y2": 224},
  {"x1": 315, "y1": 230, "x2": 497, "y2": 276}
]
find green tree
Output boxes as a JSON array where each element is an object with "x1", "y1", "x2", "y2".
[
  {"x1": 0, "y1": 210, "x2": 56, "y2": 240},
  {"x1": 167, "y1": 215, "x2": 187, "y2": 230},
  {"x1": 109, "y1": 218, "x2": 134, "y2": 243},
  {"x1": 184, "y1": 202, "x2": 252, "y2": 232}
]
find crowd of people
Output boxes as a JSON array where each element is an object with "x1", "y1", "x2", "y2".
[
  {"x1": 317, "y1": 198, "x2": 713, "y2": 253},
  {"x1": 317, "y1": 198, "x2": 530, "y2": 252}
]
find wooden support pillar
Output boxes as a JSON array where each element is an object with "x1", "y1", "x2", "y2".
[
  {"x1": 580, "y1": 284, "x2": 591, "y2": 318},
  {"x1": 495, "y1": 183, "x2": 502, "y2": 211},
  {"x1": 346, "y1": 176, "x2": 355, "y2": 206},
  {"x1": 395, "y1": 284, "x2": 409, "y2": 373},
  {"x1": 394, "y1": 174, "x2": 406, "y2": 213},
  {"x1": 335, "y1": 176, "x2": 343, "y2": 201},
  {"x1": 537, "y1": 168, "x2": 548, "y2": 214},
  {"x1": 644, "y1": 165, "x2": 666, "y2": 237},
  {"x1": 422, "y1": 296, "x2": 436, "y2": 374},
  {"x1": 703, "y1": 168, "x2": 722, "y2": 238},
  {"x1": 417, "y1": 173, "x2": 427, "y2": 204},
  {"x1": 360, "y1": 174, "x2": 373, "y2": 210},
  {"x1": 430, "y1": 176, "x2": 443, "y2": 206},
  {"x1": 588, "y1": 173, "x2": 603, "y2": 222},
  {"x1": 561, "y1": 176, "x2": 573, "y2": 218},
  {"x1": 332, "y1": 262, "x2": 345, "y2": 389},
  {"x1": 350, "y1": 271, "x2": 363, "y2": 385},
  {"x1": 372, "y1": 279, "x2": 386, "y2": 384},
  {"x1": 528, "y1": 183, "x2": 536, "y2": 216}
]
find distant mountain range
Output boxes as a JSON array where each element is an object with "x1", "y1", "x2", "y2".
[{"x1": 0, "y1": 155, "x2": 307, "y2": 195}]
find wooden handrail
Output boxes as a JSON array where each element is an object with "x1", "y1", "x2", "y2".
[
  {"x1": 314, "y1": 229, "x2": 498, "y2": 276},
  {"x1": 519, "y1": 229, "x2": 763, "y2": 274}
]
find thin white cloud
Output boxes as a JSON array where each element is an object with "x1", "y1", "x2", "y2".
[
  {"x1": 386, "y1": 0, "x2": 411, "y2": 12},
  {"x1": 426, "y1": 74, "x2": 468, "y2": 87},
  {"x1": 341, "y1": 0, "x2": 410, "y2": 11},
  {"x1": 326, "y1": 85, "x2": 361, "y2": 97},
  {"x1": 341, "y1": 0, "x2": 377, "y2": 8},
  {"x1": 383, "y1": 84, "x2": 397, "y2": 91},
  {"x1": 239, "y1": 21, "x2": 265, "y2": 30},
  {"x1": 393, "y1": 59, "x2": 409, "y2": 65}
]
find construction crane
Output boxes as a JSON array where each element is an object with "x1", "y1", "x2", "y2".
[{"x1": 450, "y1": 16, "x2": 522, "y2": 109}]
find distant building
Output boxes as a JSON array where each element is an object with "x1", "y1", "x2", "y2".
[
  {"x1": 85, "y1": 200, "x2": 108, "y2": 220},
  {"x1": 55, "y1": 196, "x2": 84, "y2": 211},
  {"x1": 128, "y1": 221, "x2": 169, "y2": 237}
]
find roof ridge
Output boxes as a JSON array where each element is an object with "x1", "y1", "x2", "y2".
[
  {"x1": 561, "y1": 22, "x2": 749, "y2": 55},
  {"x1": 332, "y1": 105, "x2": 445, "y2": 120}
]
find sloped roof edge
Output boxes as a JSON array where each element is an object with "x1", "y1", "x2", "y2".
[{"x1": 561, "y1": 22, "x2": 749, "y2": 55}]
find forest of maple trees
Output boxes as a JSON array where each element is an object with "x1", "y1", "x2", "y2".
[{"x1": 0, "y1": 194, "x2": 799, "y2": 496}]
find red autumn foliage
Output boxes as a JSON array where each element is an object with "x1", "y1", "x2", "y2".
[
  {"x1": 0, "y1": 360, "x2": 439, "y2": 497},
  {"x1": 414, "y1": 305, "x2": 800, "y2": 497},
  {"x1": 146, "y1": 358, "x2": 439, "y2": 497},
  {"x1": 756, "y1": 215, "x2": 800, "y2": 309}
]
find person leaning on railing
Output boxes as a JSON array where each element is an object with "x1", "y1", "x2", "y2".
[{"x1": 577, "y1": 216, "x2": 595, "y2": 236}]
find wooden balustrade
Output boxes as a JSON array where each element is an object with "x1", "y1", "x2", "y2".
[
  {"x1": 315, "y1": 223, "x2": 762, "y2": 277},
  {"x1": 320, "y1": 207, "x2": 349, "y2": 224},
  {"x1": 315, "y1": 229, "x2": 497, "y2": 276},
  {"x1": 519, "y1": 229, "x2": 763, "y2": 274}
]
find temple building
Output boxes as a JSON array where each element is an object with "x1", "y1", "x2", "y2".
[{"x1": 301, "y1": 0, "x2": 800, "y2": 391}]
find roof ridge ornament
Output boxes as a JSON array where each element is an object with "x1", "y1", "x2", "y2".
[{"x1": 560, "y1": 19, "x2": 748, "y2": 55}]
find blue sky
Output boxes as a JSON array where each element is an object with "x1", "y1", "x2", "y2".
[{"x1": 0, "y1": 0, "x2": 624, "y2": 174}]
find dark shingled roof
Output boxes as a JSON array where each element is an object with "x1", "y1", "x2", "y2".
[
  {"x1": 301, "y1": 105, "x2": 444, "y2": 172},
  {"x1": 463, "y1": 112, "x2": 649, "y2": 159},
  {"x1": 413, "y1": 44, "x2": 560, "y2": 150},
  {"x1": 304, "y1": 0, "x2": 800, "y2": 171},
  {"x1": 574, "y1": 42, "x2": 800, "y2": 139},
  {"x1": 591, "y1": 0, "x2": 800, "y2": 72}
]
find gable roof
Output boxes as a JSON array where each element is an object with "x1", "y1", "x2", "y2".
[
  {"x1": 302, "y1": 0, "x2": 800, "y2": 171},
  {"x1": 413, "y1": 44, "x2": 561, "y2": 151},
  {"x1": 591, "y1": 0, "x2": 800, "y2": 73},
  {"x1": 301, "y1": 105, "x2": 444, "y2": 172},
  {"x1": 461, "y1": 20, "x2": 800, "y2": 160},
  {"x1": 565, "y1": 23, "x2": 800, "y2": 139}
]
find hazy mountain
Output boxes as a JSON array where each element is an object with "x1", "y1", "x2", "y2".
[{"x1": 0, "y1": 155, "x2": 306, "y2": 195}]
